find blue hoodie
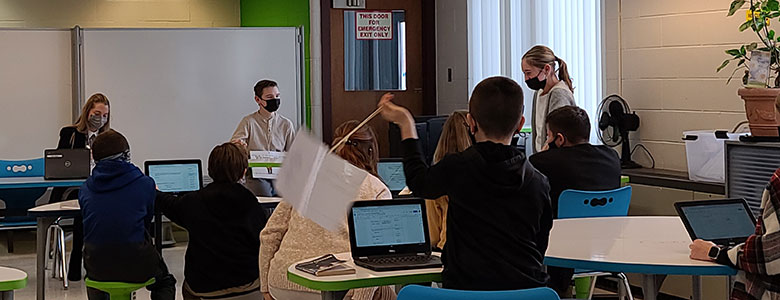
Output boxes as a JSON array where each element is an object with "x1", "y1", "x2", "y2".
[{"x1": 79, "y1": 160, "x2": 155, "y2": 244}]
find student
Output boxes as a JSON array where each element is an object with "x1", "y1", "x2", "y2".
[
  {"x1": 156, "y1": 142, "x2": 268, "y2": 299},
  {"x1": 79, "y1": 130, "x2": 176, "y2": 300},
  {"x1": 522, "y1": 45, "x2": 576, "y2": 153},
  {"x1": 528, "y1": 106, "x2": 621, "y2": 296},
  {"x1": 50, "y1": 92, "x2": 111, "y2": 281},
  {"x1": 426, "y1": 110, "x2": 471, "y2": 251},
  {"x1": 231, "y1": 79, "x2": 296, "y2": 196},
  {"x1": 689, "y1": 168, "x2": 780, "y2": 300},
  {"x1": 259, "y1": 121, "x2": 393, "y2": 300},
  {"x1": 379, "y1": 76, "x2": 553, "y2": 290}
]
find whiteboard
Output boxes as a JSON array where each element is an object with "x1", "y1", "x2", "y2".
[
  {"x1": 83, "y1": 28, "x2": 303, "y2": 170},
  {"x1": 0, "y1": 29, "x2": 72, "y2": 160}
]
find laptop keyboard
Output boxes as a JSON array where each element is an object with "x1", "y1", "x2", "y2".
[{"x1": 365, "y1": 255, "x2": 433, "y2": 265}]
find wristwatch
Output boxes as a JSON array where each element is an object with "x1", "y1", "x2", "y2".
[{"x1": 708, "y1": 246, "x2": 722, "y2": 260}]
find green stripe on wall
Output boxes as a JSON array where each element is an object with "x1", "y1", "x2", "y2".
[{"x1": 240, "y1": 0, "x2": 312, "y2": 129}]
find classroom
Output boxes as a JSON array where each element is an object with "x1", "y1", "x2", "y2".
[{"x1": 0, "y1": 0, "x2": 775, "y2": 299}]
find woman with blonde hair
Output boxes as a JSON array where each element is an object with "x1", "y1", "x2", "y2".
[
  {"x1": 522, "y1": 45, "x2": 576, "y2": 153},
  {"x1": 427, "y1": 111, "x2": 471, "y2": 250},
  {"x1": 50, "y1": 93, "x2": 111, "y2": 281},
  {"x1": 259, "y1": 120, "x2": 393, "y2": 300}
]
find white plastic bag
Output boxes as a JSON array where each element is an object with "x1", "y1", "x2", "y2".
[{"x1": 683, "y1": 130, "x2": 744, "y2": 183}]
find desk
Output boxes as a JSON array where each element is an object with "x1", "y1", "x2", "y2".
[
  {"x1": 28, "y1": 200, "x2": 80, "y2": 300},
  {"x1": 0, "y1": 266, "x2": 27, "y2": 299},
  {"x1": 544, "y1": 216, "x2": 736, "y2": 300},
  {"x1": 287, "y1": 252, "x2": 442, "y2": 300},
  {"x1": 0, "y1": 177, "x2": 84, "y2": 189}
]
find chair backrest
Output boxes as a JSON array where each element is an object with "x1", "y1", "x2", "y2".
[
  {"x1": 397, "y1": 285, "x2": 560, "y2": 300},
  {"x1": 0, "y1": 158, "x2": 44, "y2": 178},
  {"x1": 557, "y1": 186, "x2": 632, "y2": 219}
]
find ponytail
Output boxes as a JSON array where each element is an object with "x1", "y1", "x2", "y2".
[{"x1": 555, "y1": 57, "x2": 574, "y2": 92}]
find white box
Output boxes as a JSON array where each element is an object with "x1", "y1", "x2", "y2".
[{"x1": 683, "y1": 130, "x2": 744, "y2": 183}]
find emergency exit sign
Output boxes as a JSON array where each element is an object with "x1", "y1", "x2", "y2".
[{"x1": 356, "y1": 11, "x2": 392, "y2": 40}]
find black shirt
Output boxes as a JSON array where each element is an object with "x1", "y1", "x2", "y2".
[
  {"x1": 402, "y1": 139, "x2": 552, "y2": 291},
  {"x1": 529, "y1": 144, "x2": 622, "y2": 218},
  {"x1": 156, "y1": 182, "x2": 268, "y2": 293}
]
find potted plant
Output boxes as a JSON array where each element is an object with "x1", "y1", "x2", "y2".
[{"x1": 721, "y1": 0, "x2": 780, "y2": 136}]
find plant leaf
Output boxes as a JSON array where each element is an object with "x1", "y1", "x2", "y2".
[
  {"x1": 726, "y1": 48, "x2": 742, "y2": 56},
  {"x1": 748, "y1": 42, "x2": 759, "y2": 51},
  {"x1": 738, "y1": 58, "x2": 746, "y2": 66},
  {"x1": 741, "y1": 45, "x2": 747, "y2": 55},
  {"x1": 769, "y1": 0, "x2": 779, "y2": 11},
  {"x1": 730, "y1": 0, "x2": 747, "y2": 16},
  {"x1": 718, "y1": 59, "x2": 731, "y2": 72},
  {"x1": 770, "y1": 30, "x2": 776, "y2": 41},
  {"x1": 740, "y1": 20, "x2": 753, "y2": 31}
]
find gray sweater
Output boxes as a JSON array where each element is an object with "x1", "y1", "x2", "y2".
[{"x1": 531, "y1": 81, "x2": 576, "y2": 152}]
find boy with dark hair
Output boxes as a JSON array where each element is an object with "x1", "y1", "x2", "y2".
[
  {"x1": 156, "y1": 142, "x2": 268, "y2": 299},
  {"x1": 529, "y1": 105, "x2": 621, "y2": 296},
  {"x1": 231, "y1": 79, "x2": 296, "y2": 196},
  {"x1": 79, "y1": 130, "x2": 176, "y2": 300},
  {"x1": 379, "y1": 76, "x2": 553, "y2": 290}
]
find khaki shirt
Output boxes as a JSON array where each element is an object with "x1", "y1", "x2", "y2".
[{"x1": 231, "y1": 110, "x2": 295, "y2": 152}]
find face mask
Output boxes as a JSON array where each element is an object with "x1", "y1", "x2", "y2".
[
  {"x1": 525, "y1": 69, "x2": 547, "y2": 91},
  {"x1": 263, "y1": 98, "x2": 281, "y2": 113},
  {"x1": 547, "y1": 135, "x2": 561, "y2": 150},
  {"x1": 100, "y1": 149, "x2": 131, "y2": 163},
  {"x1": 88, "y1": 114, "x2": 107, "y2": 130}
]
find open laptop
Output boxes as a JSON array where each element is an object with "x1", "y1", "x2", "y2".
[
  {"x1": 377, "y1": 158, "x2": 406, "y2": 197},
  {"x1": 44, "y1": 149, "x2": 91, "y2": 179},
  {"x1": 675, "y1": 198, "x2": 757, "y2": 247},
  {"x1": 347, "y1": 198, "x2": 442, "y2": 271},
  {"x1": 144, "y1": 159, "x2": 203, "y2": 195}
]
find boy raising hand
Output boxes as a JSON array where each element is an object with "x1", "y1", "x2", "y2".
[{"x1": 378, "y1": 77, "x2": 552, "y2": 291}]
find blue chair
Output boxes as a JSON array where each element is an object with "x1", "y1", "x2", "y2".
[
  {"x1": 557, "y1": 186, "x2": 633, "y2": 300},
  {"x1": 397, "y1": 285, "x2": 560, "y2": 300},
  {"x1": 0, "y1": 159, "x2": 46, "y2": 253}
]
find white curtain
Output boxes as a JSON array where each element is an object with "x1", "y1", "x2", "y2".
[{"x1": 467, "y1": 0, "x2": 603, "y2": 143}]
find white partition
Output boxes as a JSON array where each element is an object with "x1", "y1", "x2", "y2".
[
  {"x1": 0, "y1": 29, "x2": 72, "y2": 160},
  {"x1": 82, "y1": 28, "x2": 304, "y2": 169}
]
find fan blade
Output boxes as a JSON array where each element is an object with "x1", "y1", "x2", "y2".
[
  {"x1": 612, "y1": 126, "x2": 620, "y2": 143},
  {"x1": 598, "y1": 112, "x2": 611, "y2": 130},
  {"x1": 609, "y1": 100, "x2": 625, "y2": 120}
]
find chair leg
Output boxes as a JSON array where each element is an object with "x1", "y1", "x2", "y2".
[
  {"x1": 52, "y1": 227, "x2": 61, "y2": 279},
  {"x1": 6, "y1": 231, "x2": 13, "y2": 254},
  {"x1": 616, "y1": 272, "x2": 634, "y2": 300},
  {"x1": 58, "y1": 227, "x2": 68, "y2": 289},
  {"x1": 45, "y1": 226, "x2": 53, "y2": 270},
  {"x1": 587, "y1": 275, "x2": 598, "y2": 300}
]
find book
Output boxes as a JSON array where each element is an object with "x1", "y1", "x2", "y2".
[{"x1": 295, "y1": 254, "x2": 356, "y2": 276}]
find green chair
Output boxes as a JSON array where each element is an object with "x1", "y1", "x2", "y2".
[{"x1": 85, "y1": 277, "x2": 155, "y2": 300}]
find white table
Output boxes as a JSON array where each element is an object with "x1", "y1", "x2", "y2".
[
  {"x1": 27, "y1": 200, "x2": 80, "y2": 300},
  {"x1": 287, "y1": 252, "x2": 442, "y2": 300},
  {"x1": 545, "y1": 216, "x2": 737, "y2": 300},
  {"x1": 0, "y1": 266, "x2": 27, "y2": 300}
]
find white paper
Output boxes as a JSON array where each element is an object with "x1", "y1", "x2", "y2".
[
  {"x1": 251, "y1": 167, "x2": 282, "y2": 179},
  {"x1": 249, "y1": 151, "x2": 285, "y2": 164},
  {"x1": 276, "y1": 131, "x2": 368, "y2": 231}
]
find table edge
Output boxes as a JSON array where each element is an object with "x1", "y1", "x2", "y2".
[
  {"x1": 543, "y1": 257, "x2": 737, "y2": 276},
  {"x1": 287, "y1": 270, "x2": 441, "y2": 291}
]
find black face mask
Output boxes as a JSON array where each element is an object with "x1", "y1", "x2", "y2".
[
  {"x1": 263, "y1": 98, "x2": 281, "y2": 112},
  {"x1": 547, "y1": 140, "x2": 559, "y2": 150},
  {"x1": 525, "y1": 69, "x2": 547, "y2": 90}
]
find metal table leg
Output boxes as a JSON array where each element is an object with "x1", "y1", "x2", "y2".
[
  {"x1": 641, "y1": 274, "x2": 665, "y2": 300},
  {"x1": 0, "y1": 290, "x2": 14, "y2": 300},
  {"x1": 321, "y1": 290, "x2": 348, "y2": 300},
  {"x1": 692, "y1": 275, "x2": 702, "y2": 300},
  {"x1": 36, "y1": 216, "x2": 55, "y2": 300}
]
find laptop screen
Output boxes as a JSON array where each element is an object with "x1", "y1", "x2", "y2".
[
  {"x1": 377, "y1": 161, "x2": 405, "y2": 191},
  {"x1": 147, "y1": 162, "x2": 201, "y2": 193},
  {"x1": 680, "y1": 202, "x2": 756, "y2": 241},
  {"x1": 352, "y1": 203, "x2": 426, "y2": 247}
]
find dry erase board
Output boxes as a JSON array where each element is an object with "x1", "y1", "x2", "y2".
[
  {"x1": 82, "y1": 28, "x2": 304, "y2": 170},
  {"x1": 0, "y1": 29, "x2": 72, "y2": 160}
]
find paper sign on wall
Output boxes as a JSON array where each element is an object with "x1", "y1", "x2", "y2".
[{"x1": 356, "y1": 11, "x2": 392, "y2": 40}]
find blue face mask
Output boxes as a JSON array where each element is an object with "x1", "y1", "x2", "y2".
[{"x1": 100, "y1": 150, "x2": 131, "y2": 163}]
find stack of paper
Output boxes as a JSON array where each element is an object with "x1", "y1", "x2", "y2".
[{"x1": 276, "y1": 131, "x2": 368, "y2": 232}]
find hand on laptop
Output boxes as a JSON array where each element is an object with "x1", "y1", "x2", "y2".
[{"x1": 689, "y1": 239, "x2": 717, "y2": 261}]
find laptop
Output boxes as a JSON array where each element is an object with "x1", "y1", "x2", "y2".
[
  {"x1": 144, "y1": 159, "x2": 203, "y2": 195},
  {"x1": 347, "y1": 198, "x2": 442, "y2": 271},
  {"x1": 377, "y1": 158, "x2": 406, "y2": 197},
  {"x1": 44, "y1": 149, "x2": 91, "y2": 179},
  {"x1": 675, "y1": 198, "x2": 757, "y2": 247}
]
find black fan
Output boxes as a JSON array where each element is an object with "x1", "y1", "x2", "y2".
[{"x1": 598, "y1": 94, "x2": 642, "y2": 169}]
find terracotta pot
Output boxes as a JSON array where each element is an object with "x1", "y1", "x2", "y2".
[{"x1": 738, "y1": 88, "x2": 780, "y2": 136}]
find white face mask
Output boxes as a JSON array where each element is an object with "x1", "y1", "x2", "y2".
[{"x1": 88, "y1": 114, "x2": 107, "y2": 130}]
